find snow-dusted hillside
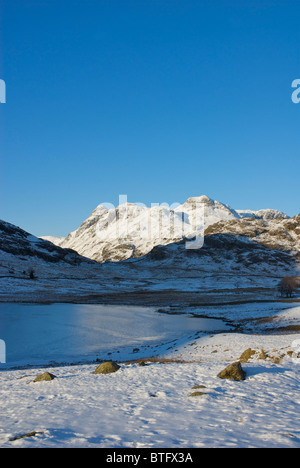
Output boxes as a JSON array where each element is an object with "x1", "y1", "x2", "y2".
[
  {"x1": 123, "y1": 232, "x2": 299, "y2": 288},
  {"x1": 54, "y1": 195, "x2": 293, "y2": 263},
  {"x1": 0, "y1": 220, "x2": 96, "y2": 282}
]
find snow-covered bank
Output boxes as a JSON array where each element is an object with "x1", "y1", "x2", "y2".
[{"x1": 1, "y1": 329, "x2": 300, "y2": 448}]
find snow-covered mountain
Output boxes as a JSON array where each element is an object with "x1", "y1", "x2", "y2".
[
  {"x1": 0, "y1": 211, "x2": 299, "y2": 303},
  {"x1": 46, "y1": 195, "x2": 293, "y2": 263}
]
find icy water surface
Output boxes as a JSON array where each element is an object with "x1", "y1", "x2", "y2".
[{"x1": 0, "y1": 303, "x2": 230, "y2": 365}]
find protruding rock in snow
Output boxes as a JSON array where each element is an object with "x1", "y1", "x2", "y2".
[
  {"x1": 188, "y1": 391, "x2": 206, "y2": 397},
  {"x1": 33, "y1": 372, "x2": 56, "y2": 382},
  {"x1": 94, "y1": 361, "x2": 121, "y2": 374},
  {"x1": 239, "y1": 348, "x2": 256, "y2": 363},
  {"x1": 217, "y1": 362, "x2": 246, "y2": 381}
]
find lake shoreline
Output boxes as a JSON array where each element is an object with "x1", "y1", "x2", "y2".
[
  {"x1": 1, "y1": 300, "x2": 299, "y2": 371},
  {"x1": 1, "y1": 288, "x2": 299, "y2": 307}
]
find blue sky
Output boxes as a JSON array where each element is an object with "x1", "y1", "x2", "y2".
[{"x1": 0, "y1": 0, "x2": 299, "y2": 236}]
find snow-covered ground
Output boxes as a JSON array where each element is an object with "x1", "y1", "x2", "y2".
[{"x1": 1, "y1": 304, "x2": 300, "y2": 448}]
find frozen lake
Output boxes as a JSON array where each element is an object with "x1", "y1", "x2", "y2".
[{"x1": 0, "y1": 303, "x2": 230, "y2": 366}]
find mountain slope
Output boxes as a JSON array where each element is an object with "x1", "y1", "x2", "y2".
[
  {"x1": 0, "y1": 220, "x2": 96, "y2": 282},
  {"x1": 124, "y1": 231, "x2": 299, "y2": 283},
  {"x1": 0, "y1": 220, "x2": 94, "y2": 265}
]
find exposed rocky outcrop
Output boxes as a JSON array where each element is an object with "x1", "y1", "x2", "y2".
[{"x1": 217, "y1": 362, "x2": 246, "y2": 381}]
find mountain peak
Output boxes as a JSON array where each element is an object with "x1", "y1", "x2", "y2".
[{"x1": 182, "y1": 195, "x2": 214, "y2": 206}]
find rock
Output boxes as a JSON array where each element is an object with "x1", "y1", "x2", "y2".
[
  {"x1": 33, "y1": 372, "x2": 56, "y2": 382},
  {"x1": 191, "y1": 384, "x2": 206, "y2": 389},
  {"x1": 94, "y1": 361, "x2": 121, "y2": 374},
  {"x1": 239, "y1": 348, "x2": 256, "y2": 363},
  {"x1": 258, "y1": 349, "x2": 268, "y2": 360},
  {"x1": 9, "y1": 431, "x2": 44, "y2": 441},
  {"x1": 189, "y1": 391, "x2": 206, "y2": 397},
  {"x1": 217, "y1": 362, "x2": 246, "y2": 381}
]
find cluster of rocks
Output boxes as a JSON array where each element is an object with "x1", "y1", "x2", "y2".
[
  {"x1": 217, "y1": 347, "x2": 274, "y2": 382},
  {"x1": 32, "y1": 361, "x2": 122, "y2": 383},
  {"x1": 31, "y1": 346, "x2": 298, "y2": 389}
]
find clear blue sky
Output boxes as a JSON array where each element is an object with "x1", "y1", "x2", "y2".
[{"x1": 0, "y1": 0, "x2": 299, "y2": 237}]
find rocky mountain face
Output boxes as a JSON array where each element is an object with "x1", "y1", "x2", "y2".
[
  {"x1": 205, "y1": 214, "x2": 300, "y2": 254},
  {"x1": 44, "y1": 195, "x2": 299, "y2": 264}
]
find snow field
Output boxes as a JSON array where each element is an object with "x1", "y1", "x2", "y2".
[{"x1": 1, "y1": 331, "x2": 300, "y2": 448}]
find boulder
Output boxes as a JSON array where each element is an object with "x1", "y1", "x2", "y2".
[
  {"x1": 239, "y1": 348, "x2": 256, "y2": 363},
  {"x1": 217, "y1": 361, "x2": 246, "y2": 381},
  {"x1": 33, "y1": 372, "x2": 56, "y2": 382},
  {"x1": 189, "y1": 391, "x2": 206, "y2": 397},
  {"x1": 258, "y1": 349, "x2": 268, "y2": 360},
  {"x1": 94, "y1": 361, "x2": 121, "y2": 374}
]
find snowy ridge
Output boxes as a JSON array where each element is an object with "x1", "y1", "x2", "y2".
[{"x1": 237, "y1": 209, "x2": 289, "y2": 220}]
